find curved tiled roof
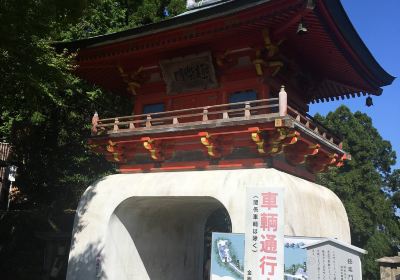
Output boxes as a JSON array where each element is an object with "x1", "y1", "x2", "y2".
[{"x1": 55, "y1": 0, "x2": 394, "y2": 101}]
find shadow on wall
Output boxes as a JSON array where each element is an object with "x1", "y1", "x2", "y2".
[
  {"x1": 66, "y1": 176, "x2": 111, "y2": 280},
  {"x1": 67, "y1": 241, "x2": 107, "y2": 280}
]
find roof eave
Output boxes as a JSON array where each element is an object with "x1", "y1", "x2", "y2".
[
  {"x1": 321, "y1": 0, "x2": 395, "y2": 87},
  {"x1": 54, "y1": 0, "x2": 273, "y2": 51}
]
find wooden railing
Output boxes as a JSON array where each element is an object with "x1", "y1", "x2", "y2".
[
  {"x1": 92, "y1": 98, "x2": 280, "y2": 134},
  {"x1": 91, "y1": 86, "x2": 342, "y2": 148},
  {"x1": 287, "y1": 106, "x2": 342, "y2": 147}
]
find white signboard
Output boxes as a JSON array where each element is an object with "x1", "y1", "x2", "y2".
[
  {"x1": 245, "y1": 187, "x2": 284, "y2": 280},
  {"x1": 306, "y1": 242, "x2": 364, "y2": 280}
]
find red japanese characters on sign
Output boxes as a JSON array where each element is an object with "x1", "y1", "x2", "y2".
[
  {"x1": 245, "y1": 188, "x2": 284, "y2": 280},
  {"x1": 259, "y1": 192, "x2": 279, "y2": 278}
]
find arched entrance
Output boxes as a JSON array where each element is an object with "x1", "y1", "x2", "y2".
[{"x1": 105, "y1": 196, "x2": 231, "y2": 280}]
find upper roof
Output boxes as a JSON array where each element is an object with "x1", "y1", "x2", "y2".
[{"x1": 55, "y1": 0, "x2": 394, "y2": 102}]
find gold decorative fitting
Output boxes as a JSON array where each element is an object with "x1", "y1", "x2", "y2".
[
  {"x1": 274, "y1": 119, "x2": 283, "y2": 127},
  {"x1": 249, "y1": 127, "x2": 265, "y2": 154},
  {"x1": 142, "y1": 137, "x2": 162, "y2": 161},
  {"x1": 106, "y1": 140, "x2": 116, "y2": 153},
  {"x1": 262, "y1": 29, "x2": 280, "y2": 57},
  {"x1": 112, "y1": 153, "x2": 120, "y2": 162},
  {"x1": 118, "y1": 66, "x2": 144, "y2": 95},
  {"x1": 251, "y1": 29, "x2": 284, "y2": 77},
  {"x1": 199, "y1": 132, "x2": 220, "y2": 158},
  {"x1": 253, "y1": 50, "x2": 265, "y2": 76}
]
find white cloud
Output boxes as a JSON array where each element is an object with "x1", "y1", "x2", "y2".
[{"x1": 211, "y1": 274, "x2": 237, "y2": 280}]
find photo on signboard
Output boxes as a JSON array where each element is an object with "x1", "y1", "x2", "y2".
[
  {"x1": 210, "y1": 232, "x2": 245, "y2": 280},
  {"x1": 284, "y1": 236, "x2": 324, "y2": 280}
]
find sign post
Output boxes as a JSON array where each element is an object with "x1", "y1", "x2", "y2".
[{"x1": 245, "y1": 187, "x2": 284, "y2": 280}]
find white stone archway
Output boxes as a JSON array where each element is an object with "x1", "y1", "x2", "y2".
[{"x1": 66, "y1": 168, "x2": 350, "y2": 280}]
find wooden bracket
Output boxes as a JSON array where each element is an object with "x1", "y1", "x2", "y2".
[
  {"x1": 250, "y1": 29, "x2": 284, "y2": 76},
  {"x1": 199, "y1": 132, "x2": 221, "y2": 158},
  {"x1": 281, "y1": 131, "x2": 300, "y2": 146},
  {"x1": 141, "y1": 137, "x2": 163, "y2": 161},
  {"x1": 253, "y1": 49, "x2": 266, "y2": 76},
  {"x1": 118, "y1": 66, "x2": 146, "y2": 95},
  {"x1": 284, "y1": 142, "x2": 319, "y2": 165},
  {"x1": 306, "y1": 152, "x2": 338, "y2": 173},
  {"x1": 105, "y1": 140, "x2": 125, "y2": 162},
  {"x1": 335, "y1": 154, "x2": 349, "y2": 167},
  {"x1": 262, "y1": 29, "x2": 281, "y2": 57},
  {"x1": 248, "y1": 127, "x2": 265, "y2": 154},
  {"x1": 277, "y1": 128, "x2": 300, "y2": 146},
  {"x1": 262, "y1": 128, "x2": 299, "y2": 156}
]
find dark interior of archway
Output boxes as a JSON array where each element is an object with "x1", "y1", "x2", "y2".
[{"x1": 203, "y1": 207, "x2": 232, "y2": 280}]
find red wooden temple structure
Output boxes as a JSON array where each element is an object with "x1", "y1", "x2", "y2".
[{"x1": 58, "y1": 0, "x2": 393, "y2": 182}]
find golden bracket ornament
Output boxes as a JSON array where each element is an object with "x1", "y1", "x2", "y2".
[
  {"x1": 248, "y1": 127, "x2": 266, "y2": 154},
  {"x1": 118, "y1": 66, "x2": 144, "y2": 95},
  {"x1": 252, "y1": 50, "x2": 284, "y2": 76},
  {"x1": 199, "y1": 132, "x2": 221, "y2": 158},
  {"x1": 141, "y1": 137, "x2": 163, "y2": 161},
  {"x1": 252, "y1": 29, "x2": 284, "y2": 76},
  {"x1": 106, "y1": 140, "x2": 124, "y2": 162},
  {"x1": 262, "y1": 29, "x2": 281, "y2": 57}
]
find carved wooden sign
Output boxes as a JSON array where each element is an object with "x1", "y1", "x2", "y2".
[{"x1": 160, "y1": 52, "x2": 218, "y2": 94}]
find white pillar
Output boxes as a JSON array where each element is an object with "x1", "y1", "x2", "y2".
[{"x1": 279, "y1": 85, "x2": 287, "y2": 117}]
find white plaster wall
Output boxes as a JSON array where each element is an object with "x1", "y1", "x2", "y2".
[{"x1": 66, "y1": 168, "x2": 350, "y2": 280}]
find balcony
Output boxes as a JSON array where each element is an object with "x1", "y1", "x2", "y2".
[{"x1": 89, "y1": 87, "x2": 347, "y2": 175}]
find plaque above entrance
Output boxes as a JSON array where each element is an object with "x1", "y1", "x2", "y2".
[{"x1": 160, "y1": 52, "x2": 218, "y2": 95}]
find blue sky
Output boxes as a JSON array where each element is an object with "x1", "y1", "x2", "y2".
[{"x1": 308, "y1": 0, "x2": 400, "y2": 170}]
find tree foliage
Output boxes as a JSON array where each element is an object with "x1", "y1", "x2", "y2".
[
  {"x1": 1, "y1": 0, "x2": 185, "y2": 279},
  {"x1": 0, "y1": 0, "x2": 186, "y2": 209},
  {"x1": 57, "y1": 0, "x2": 186, "y2": 41},
  {"x1": 315, "y1": 106, "x2": 400, "y2": 279}
]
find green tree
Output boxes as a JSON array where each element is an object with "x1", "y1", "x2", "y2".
[
  {"x1": 1, "y1": 0, "x2": 187, "y2": 209},
  {"x1": 0, "y1": 0, "x2": 133, "y2": 210},
  {"x1": 1, "y1": 0, "x2": 188, "y2": 279},
  {"x1": 315, "y1": 105, "x2": 400, "y2": 278},
  {"x1": 57, "y1": 0, "x2": 186, "y2": 41}
]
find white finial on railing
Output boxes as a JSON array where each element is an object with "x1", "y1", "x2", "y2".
[
  {"x1": 91, "y1": 111, "x2": 99, "y2": 135},
  {"x1": 279, "y1": 85, "x2": 287, "y2": 117},
  {"x1": 244, "y1": 102, "x2": 251, "y2": 119}
]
